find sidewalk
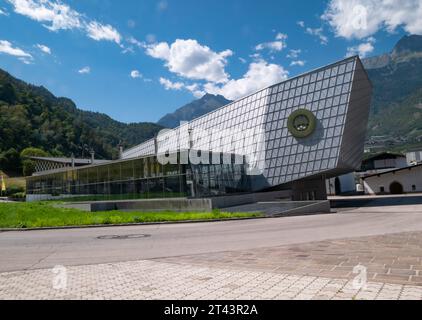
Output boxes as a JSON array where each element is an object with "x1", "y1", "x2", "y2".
[
  {"x1": 158, "y1": 231, "x2": 422, "y2": 287},
  {"x1": 1, "y1": 231, "x2": 422, "y2": 300},
  {"x1": 1, "y1": 259, "x2": 421, "y2": 300}
]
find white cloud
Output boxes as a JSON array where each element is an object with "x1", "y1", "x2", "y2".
[
  {"x1": 156, "y1": 56, "x2": 289, "y2": 100},
  {"x1": 239, "y1": 57, "x2": 247, "y2": 64},
  {"x1": 255, "y1": 33, "x2": 287, "y2": 52},
  {"x1": 145, "y1": 41, "x2": 170, "y2": 59},
  {"x1": 297, "y1": 20, "x2": 329, "y2": 45},
  {"x1": 86, "y1": 21, "x2": 121, "y2": 44},
  {"x1": 255, "y1": 41, "x2": 285, "y2": 52},
  {"x1": 121, "y1": 46, "x2": 134, "y2": 54},
  {"x1": 122, "y1": 37, "x2": 145, "y2": 54},
  {"x1": 322, "y1": 0, "x2": 422, "y2": 39},
  {"x1": 128, "y1": 34, "x2": 156, "y2": 49},
  {"x1": 7, "y1": 0, "x2": 121, "y2": 44},
  {"x1": 346, "y1": 39, "x2": 375, "y2": 58},
  {"x1": 0, "y1": 40, "x2": 32, "y2": 63},
  {"x1": 159, "y1": 77, "x2": 184, "y2": 90},
  {"x1": 305, "y1": 27, "x2": 329, "y2": 45},
  {"x1": 290, "y1": 60, "x2": 306, "y2": 67},
  {"x1": 159, "y1": 78, "x2": 205, "y2": 98},
  {"x1": 6, "y1": 0, "x2": 81, "y2": 31},
  {"x1": 0, "y1": 40, "x2": 31, "y2": 57},
  {"x1": 204, "y1": 59, "x2": 289, "y2": 100},
  {"x1": 35, "y1": 44, "x2": 51, "y2": 54},
  {"x1": 130, "y1": 70, "x2": 142, "y2": 79},
  {"x1": 127, "y1": 36, "x2": 144, "y2": 48},
  {"x1": 275, "y1": 33, "x2": 288, "y2": 41},
  {"x1": 146, "y1": 39, "x2": 233, "y2": 84},
  {"x1": 185, "y1": 83, "x2": 205, "y2": 98},
  {"x1": 78, "y1": 66, "x2": 90, "y2": 74},
  {"x1": 287, "y1": 49, "x2": 301, "y2": 59},
  {"x1": 249, "y1": 53, "x2": 262, "y2": 60},
  {"x1": 147, "y1": 38, "x2": 287, "y2": 100},
  {"x1": 0, "y1": 8, "x2": 8, "y2": 15}
]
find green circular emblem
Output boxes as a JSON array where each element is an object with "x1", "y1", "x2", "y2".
[{"x1": 287, "y1": 109, "x2": 317, "y2": 138}]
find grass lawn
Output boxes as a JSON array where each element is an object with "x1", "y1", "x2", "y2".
[{"x1": 0, "y1": 202, "x2": 262, "y2": 229}]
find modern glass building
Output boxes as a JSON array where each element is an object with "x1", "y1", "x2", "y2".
[
  {"x1": 26, "y1": 56, "x2": 372, "y2": 202},
  {"x1": 26, "y1": 151, "x2": 252, "y2": 201}
]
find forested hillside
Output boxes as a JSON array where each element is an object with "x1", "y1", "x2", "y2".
[{"x1": 0, "y1": 69, "x2": 163, "y2": 175}]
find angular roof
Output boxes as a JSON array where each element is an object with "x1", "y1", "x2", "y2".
[
  {"x1": 363, "y1": 163, "x2": 422, "y2": 180},
  {"x1": 362, "y1": 152, "x2": 406, "y2": 162},
  {"x1": 30, "y1": 156, "x2": 110, "y2": 165}
]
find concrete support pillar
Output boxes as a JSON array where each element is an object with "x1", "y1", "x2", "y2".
[{"x1": 291, "y1": 175, "x2": 327, "y2": 201}]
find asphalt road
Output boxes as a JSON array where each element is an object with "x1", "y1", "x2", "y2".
[{"x1": 1, "y1": 204, "x2": 422, "y2": 273}]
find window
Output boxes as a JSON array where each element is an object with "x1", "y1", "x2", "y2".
[
  {"x1": 412, "y1": 185, "x2": 416, "y2": 192},
  {"x1": 380, "y1": 186, "x2": 385, "y2": 193}
]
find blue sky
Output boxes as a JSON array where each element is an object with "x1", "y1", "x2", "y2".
[{"x1": 0, "y1": 0, "x2": 419, "y2": 124}]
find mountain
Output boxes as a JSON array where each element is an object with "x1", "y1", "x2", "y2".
[
  {"x1": 362, "y1": 34, "x2": 422, "y2": 152},
  {"x1": 363, "y1": 35, "x2": 422, "y2": 115},
  {"x1": 158, "y1": 93, "x2": 232, "y2": 128},
  {"x1": 0, "y1": 68, "x2": 163, "y2": 174},
  {"x1": 363, "y1": 35, "x2": 422, "y2": 70}
]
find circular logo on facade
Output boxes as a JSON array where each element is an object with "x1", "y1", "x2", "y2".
[{"x1": 287, "y1": 109, "x2": 317, "y2": 138}]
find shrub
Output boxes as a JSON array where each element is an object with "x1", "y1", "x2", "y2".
[
  {"x1": 133, "y1": 216, "x2": 142, "y2": 223},
  {"x1": 4, "y1": 185, "x2": 25, "y2": 197},
  {"x1": 10, "y1": 192, "x2": 26, "y2": 199}
]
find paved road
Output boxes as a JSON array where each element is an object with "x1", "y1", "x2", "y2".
[{"x1": 2, "y1": 204, "x2": 422, "y2": 273}]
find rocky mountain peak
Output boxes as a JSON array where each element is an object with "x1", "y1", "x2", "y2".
[
  {"x1": 157, "y1": 93, "x2": 232, "y2": 128},
  {"x1": 392, "y1": 34, "x2": 422, "y2": 56},
  {"x1": 363, "y1": 34, "x2": 422, "y2": 69}
]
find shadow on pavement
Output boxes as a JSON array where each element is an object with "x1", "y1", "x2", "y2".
[{"x1": 331, "y1": 195, "x2": 422, "y2": 208}]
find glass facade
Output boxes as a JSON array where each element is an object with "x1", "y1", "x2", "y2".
[{"x1": 26, "y1": 152, "x2": 251, "y2": 200}]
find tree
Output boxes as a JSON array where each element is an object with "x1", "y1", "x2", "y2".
[
  {"x1": 20, "y1": 147, "x2": 48, "y2": 159},
  {"x1": 0, "y1": 83, "x2": 17, "y2": 104},
  {"x1": 0, "y1": 148, "x2": 21, "y2": 174},
  {"x1": 22, "y1": 159, "x2": 36, "y2": 177},
  {"x1": 20, "y1": 147, "x2": 49, "y2": 176}
]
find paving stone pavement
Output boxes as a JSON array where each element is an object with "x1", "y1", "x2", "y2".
[
  {"x1": 156, "y1": 231, "x2": 422, "y2": 287},
  {"x1": 1, "y1": 231, "x2": 422, "y2": 300},
  {"x1": 0, "y1": 259, "x2": 422, "y2": 300}
]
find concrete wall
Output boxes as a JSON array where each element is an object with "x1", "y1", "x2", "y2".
[
  {"x1": 60, "y1": 198, "x2": 213, "y2": 212},
  {"x1": 210, "y1": 190, "x2": 291, "y2": 209},
  {"x1": 364, "y1": 165, "x2": 422, "y2": 195},
  {"x1": 58, "y1": 191, "x2": 292, "y2": 212}
]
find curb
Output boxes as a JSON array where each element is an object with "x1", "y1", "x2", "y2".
[{"x1": 0, "y1": 215, "x2": 266, "y2": 232}]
